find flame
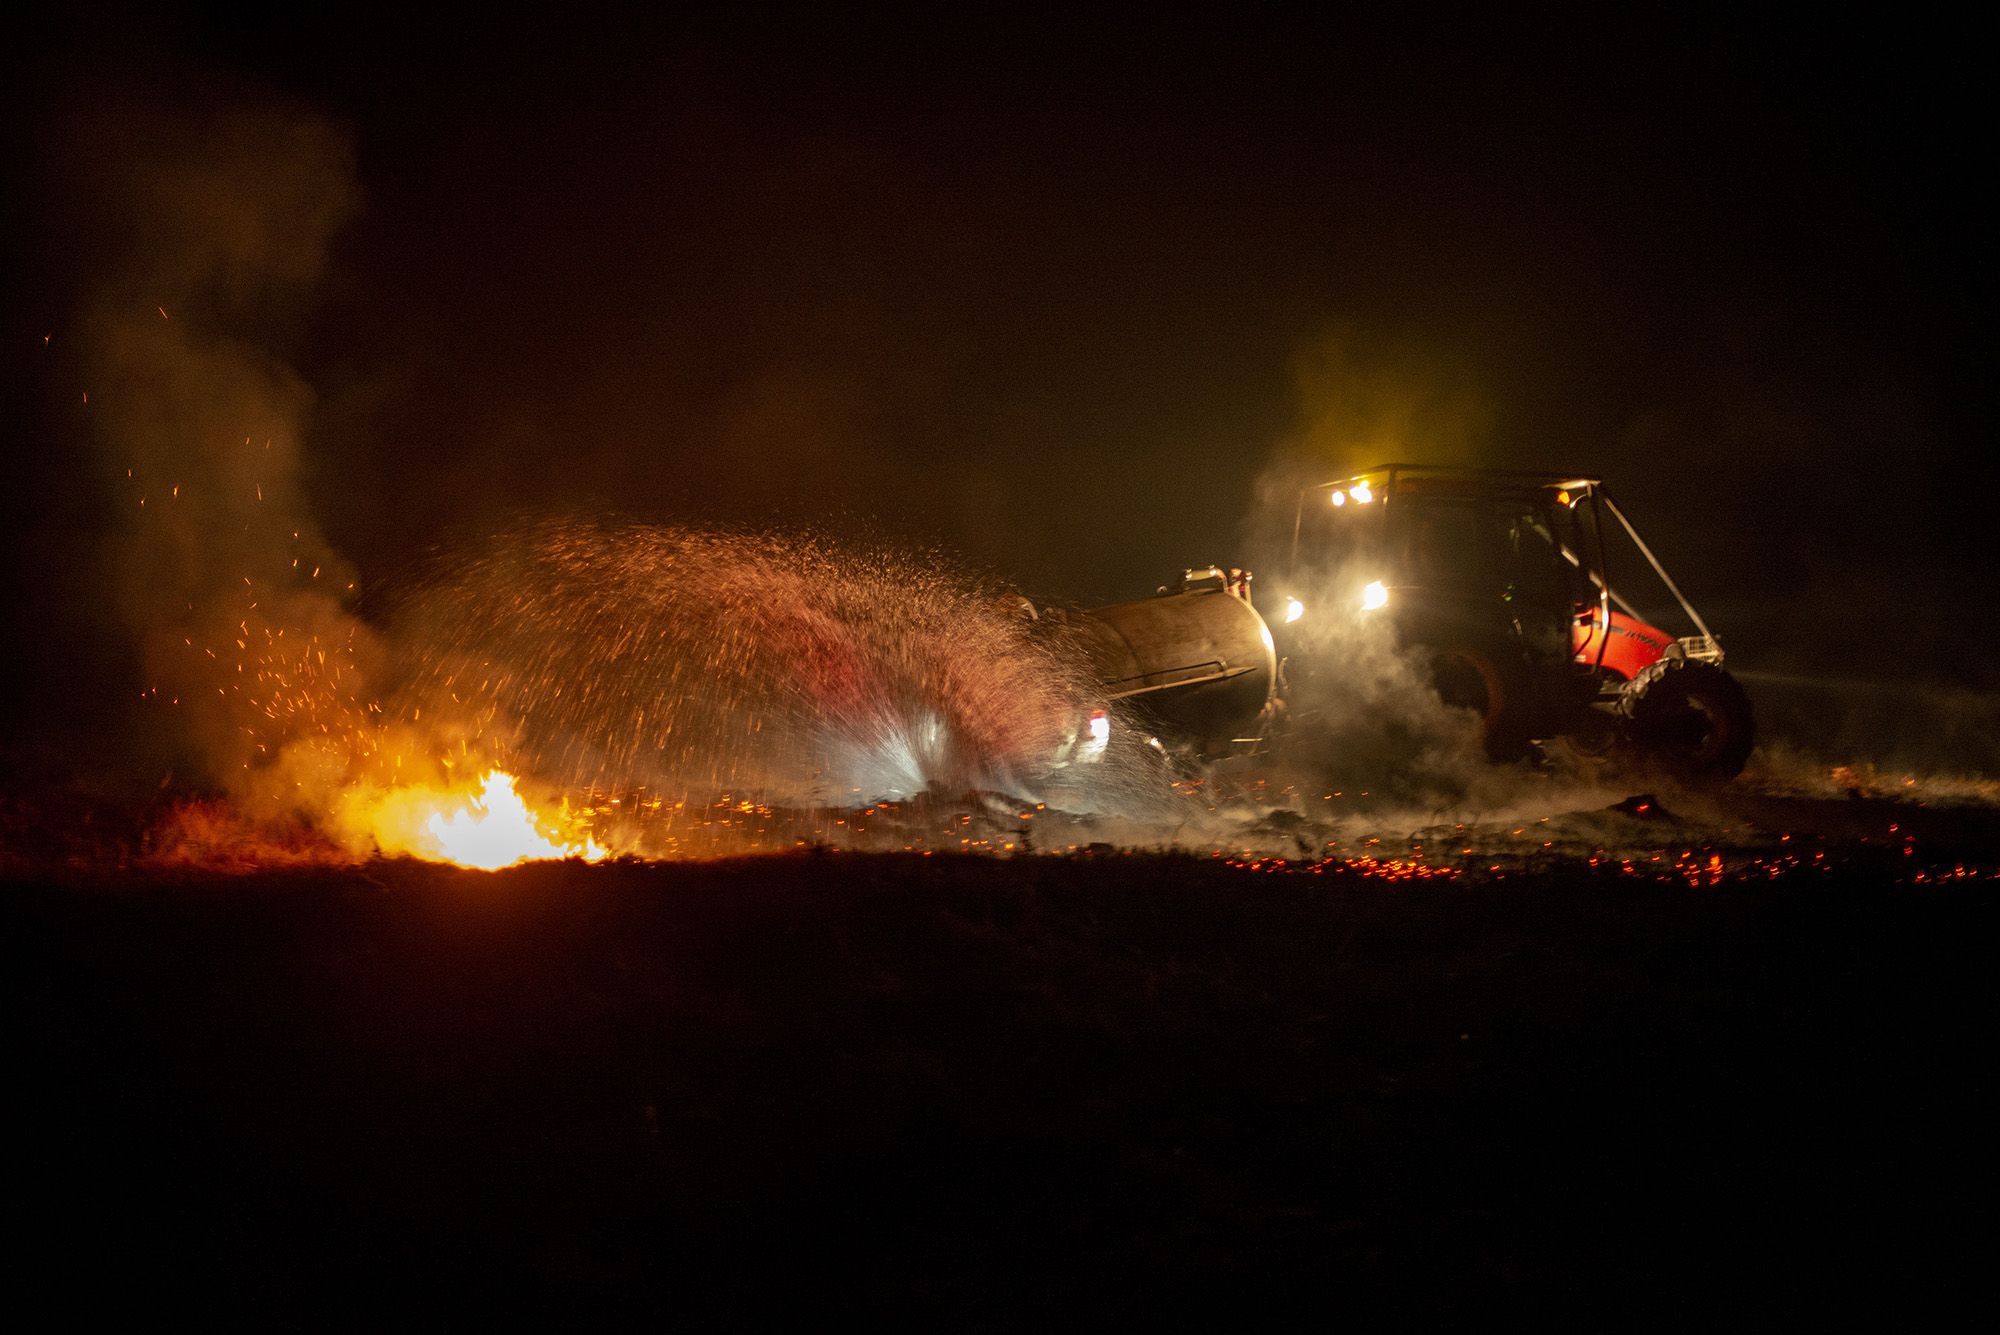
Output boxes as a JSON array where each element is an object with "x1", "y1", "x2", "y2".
[{"x1": 342, "y1": 769, "x2": 608, "y2": 869}]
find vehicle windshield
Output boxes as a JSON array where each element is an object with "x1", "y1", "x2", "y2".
[
  {"x1": 1292, "y1": 479, "x2": 1605, "y2": 621},
  {"x1": 1292, "y1": 487, "x2": 1387, "y2": 575}
]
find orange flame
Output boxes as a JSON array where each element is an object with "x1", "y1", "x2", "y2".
[{"x1": 340, "y1": 769, "x2": 608, "y2": 869}]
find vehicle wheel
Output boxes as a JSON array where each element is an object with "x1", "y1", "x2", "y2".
[
  {"x1": 1431, "y1": 642, "x2": 1533, "y2": 762},
  {"x1": 1544, "y1": 707, "x2": 1625, "y2": 777},
  {"x1": 1617, "y1": 658, "x2": 1755, "y2": 783}
]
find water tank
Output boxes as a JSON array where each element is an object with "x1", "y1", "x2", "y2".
[{"x1": 1069, "y1": 588, "x2": 1276, "y2": 752}]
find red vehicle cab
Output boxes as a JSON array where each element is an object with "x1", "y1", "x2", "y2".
[{"x1": 1572, "y1": 607, "x2": 1673, "y2": 681}]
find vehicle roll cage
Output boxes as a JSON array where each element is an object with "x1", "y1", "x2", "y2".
[{"x1": 1292, "y1": 463, "x2": 1721, "y2": 673}]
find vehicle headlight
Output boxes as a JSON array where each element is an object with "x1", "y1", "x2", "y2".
[
  {"x1": 1283, "y1": 597, "x2": 1305, "y2": 624},
  {"x1": 1359, "y1": 580, "x2": 1389, "y2": 611},
  {"x1": 1077, "y1": 708, "x2": 1110, "y2": 762}
]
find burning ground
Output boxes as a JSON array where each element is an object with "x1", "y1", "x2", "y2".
[
  {"x1": 9, "y1": 71, "x2": 1998, "y2": 1324},
  {"x1": 20, "y1": 90, "x2": 1995, "y2": 883},
  {"x1": 9, "y1": 628, "x2": 1998, "y2": 1321}
]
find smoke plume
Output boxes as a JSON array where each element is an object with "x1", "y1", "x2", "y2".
[{"x1": 63, "y1": 93, "x2": 380, "y2": 813}]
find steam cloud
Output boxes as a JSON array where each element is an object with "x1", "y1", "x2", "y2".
[
  {"x1": 379, "y1": 518, "x2": 1116, "y2": 807},
  {"x1": 1236, "y1": 330, "x2": 1565, "y2": 818}
]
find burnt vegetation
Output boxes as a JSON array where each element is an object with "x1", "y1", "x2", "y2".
[{"x1": 5, "y1": 853, "x2": 1992, "y2": 1322}]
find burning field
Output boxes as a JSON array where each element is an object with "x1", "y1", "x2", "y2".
[
  {"x1": 17, "y1": 88, "x2": 1994, "y2": 887},
  {"x1": 7, "y1": 546, "x2": 1997, "y2": 1321},
  {"x1": 11, "y1": 460, "x2": 1995, "y2": 1320},
  {"x1": 8, "y1": 78, "x2": 1997, "y2": 1324}
]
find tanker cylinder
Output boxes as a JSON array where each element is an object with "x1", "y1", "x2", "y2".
[{"x1": 1069, "y1": 584, "x2": 1277, "y2": 757}]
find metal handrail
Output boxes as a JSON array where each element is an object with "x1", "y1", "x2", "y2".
[{"x1": 1599, "y1": 492, "x2": 1717, "y2": 647}]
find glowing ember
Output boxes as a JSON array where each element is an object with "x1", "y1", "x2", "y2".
[{"x1": 343, "y1": 770, "x2": 608, "y2": 869}]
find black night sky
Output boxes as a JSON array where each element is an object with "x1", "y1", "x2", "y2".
[{"x1": 5, "y1": 5, "x2": 1991, "y2": 770}]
